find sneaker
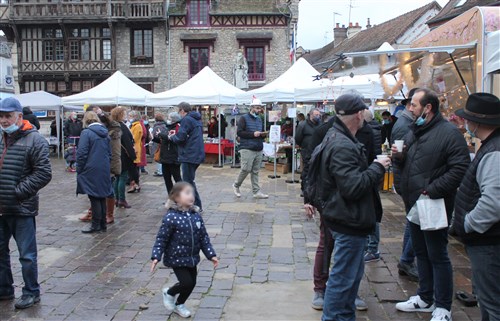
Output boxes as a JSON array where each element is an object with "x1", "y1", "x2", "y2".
[
  {"x1": 311, "y1": 292, "x2": 324, "y2": 310},
  {"x1": 253, "y1": 192, "x2": 269, "y2": 199},
  {"x1": 233, "y1": 184, "x2": 241, "y2": 198},
  {"x1": 364, "y1": 252, "x2": 380, "y2": 263},
  {"x1": 162, "y1": 288, "x2": 175, "y2": 311},
  {"x1": 398, "y1": 261, "x2": 419, "y2": 282},
  {"x1": 431, "y1": 308, "x2": 452, "y2": 321},
  {"x1": 396, "y1": 295, "x2": 435, "y2": 313},
  {"x1": 355, "y1": 296, "x2": 368, "y2": 311},
  {"x1": 174, "y1": 304, "x2": 192, "y2": 318},
  {"x1": 153, "y1": 172, "x2": 163, "y2": 177},
  {"x1": 14, "y1": 294, "x2": 40, "y2": 309}
]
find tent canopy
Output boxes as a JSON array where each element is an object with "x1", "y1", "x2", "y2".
[
  {"x1": 294, "y1": 74, "x2": 407, "y2": 102},
  {"x1": 62, "y1": 71, "x2": 153, "y2": 106},
  {"x1": 148, "y1": 67, "x2": 245, "y2": 106},
  {"x1": 16, "y1": 91, "x2": 63, "y2": 111},
  {"x1": 240, "y1": 58, "x2": 319, "y2": 103}
]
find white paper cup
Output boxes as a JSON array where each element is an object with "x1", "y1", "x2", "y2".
[
  {"x1": 377, "y1": 155, "x2": 389, "y2": 161},
  {"x1": 394, "y1": 140, "x2": 404, "y2": 152}
]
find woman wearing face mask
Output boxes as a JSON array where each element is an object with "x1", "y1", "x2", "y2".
[
  {"x1": 281, "y1": 118, "x2": 294, "y2": 139},
  {"x1": 154, "y1": 112, "x2": 182, "y2": 194},
  {"x1": 207, "y1": 116, "x2": 218, "y2": 138}
]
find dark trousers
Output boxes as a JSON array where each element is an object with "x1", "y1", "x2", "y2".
[
  {"x1": 0, "y1": 216, "x2": 39, "y2": 297},
  {"x1": 129, "y1": 166, "x2": 140, "y2": 185},
  {"x1": 89, "y1": 196, "x2": 106, "y2": 230},
  {"x1": 400, "y1": 220, "x2": 415, "y2": 264},
  {"x1": 466, "y1": 244, "x2": 500, "y2": 321},
  {"x1": 181, "y1": 163, "x2": 202, "y2": 209},
  {"x1": 300, "y1": 155, "x2": 310, "y2": 192},
  {"x1": 113, "y1": 170, "x2": 129, "y2": 201},
  {"x1": 162, "y1": 163, "x2": 182, "y2": 194},
  {"x1": 314, "y1": 217, "x2": 334, "y2": 293},
  {"x1": 410, "y1": 222, "x2": 453, "y2": 310},
  {"x1": 167, "y1": 267, "x2": 197, "y2": 305}
]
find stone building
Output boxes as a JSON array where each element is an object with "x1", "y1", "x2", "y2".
[{"x1": 0, "y1": 0, "x2": 299, "y2": 96}]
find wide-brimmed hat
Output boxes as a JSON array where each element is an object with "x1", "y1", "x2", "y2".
[
  {"x1": 455, "y1": 93, "x2": 500, "y2": 126},
  {"x1": 250, "y1": 97, "x2": 265, "y2": 106}
]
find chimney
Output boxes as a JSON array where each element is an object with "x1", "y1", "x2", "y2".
[
  {"x1": 347, "y1": 21, "x2": 362, "y2": 39},
  {"x1": 366, "y1": 18, "x2": 372, "y2": 29},
  {"x1": 333, "y1": 23, "x2": 348, "y2": 47}
]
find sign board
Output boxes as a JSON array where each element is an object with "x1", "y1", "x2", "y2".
[
  {"x1": 268, "y1": 110, "x2": 282, "y2": 123},
  {"x1": 33, "y1": 110, "x2": 47, "y2": 118},
  {"x1": 287, "y1": 108, "x2": 297, "y2": 118},
  {"x1": 269, "y1": 125, "x2": 281, "y2": 143}
]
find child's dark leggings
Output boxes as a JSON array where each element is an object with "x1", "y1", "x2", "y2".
[{"x1": 167, "y1": 267, "x2": 197, "y2": 304}]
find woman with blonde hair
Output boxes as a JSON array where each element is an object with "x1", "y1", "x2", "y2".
[
  {"x1": 76, "y1": 111, "x2": 113, "y2": 233},
  {"x1": 111, "y1": 107, "x2": 136, "y2": 208}
]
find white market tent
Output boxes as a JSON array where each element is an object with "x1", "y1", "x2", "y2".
[
  {"x1": 62, "y1": 71, "x2": 153, "y2": 106},
  {"x1": 147, "y1": 66, "x2": 245, "y2": 106},
  {"x1": 295, "y1": 74, "x2": 407, "y2": 102},
  {"x1": 239, "y1": 58, "x2": 319, "y2": 103}
]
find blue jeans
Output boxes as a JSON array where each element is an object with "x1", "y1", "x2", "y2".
[
  {"x1": 181, "y1": 163, "x2": 202, "y2": 209},
  {"x1": 322, "y1": 231, "x2": 366, "y2": 321},
  {"x1": 466, "y1": 244, "x2": 500, "y2": 321},
  {"x1": 410, "y1": 222, "x2": 453, "y2": 310},
  {"x1": 0, "y1": 216, "x2": 39, "y2": 297},
  {"x1": 366, "y1": 222, "x2": 380, "y2": 254},
  {"x1": 400, "y1": 220, "x2": 415, "y2": 264}
]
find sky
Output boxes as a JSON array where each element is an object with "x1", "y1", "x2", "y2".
[{"x1": 297, "y1": 0, "x2": 450, "y2": 50}]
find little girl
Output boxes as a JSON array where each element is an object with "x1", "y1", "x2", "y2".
[{"x1": 151, "y1": 182, "x2": 218, "y2": 318}]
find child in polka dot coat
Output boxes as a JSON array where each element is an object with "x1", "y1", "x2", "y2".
[{"x1": 151, "y1": 182, "x2": 218, "y2": 318}]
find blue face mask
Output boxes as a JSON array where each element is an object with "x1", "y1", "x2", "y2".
[
  {"x1": 383, "y1": 119, "x2": 390, "y2": 125},
  {"x1": 415, "y1": 110, "x2": 427, "y2": 126},
  {"x1": 465, "y1": 123, "x2": 477, "y2": 138},
  {"x1": 144, "y1": 121, "x2": 149, "y2": 125},
  {"x1": 314, "y1": 116, "x2": 321, "y2": 123},
  {"x1": 0, "y1": 123, "x2": 20, "y2": 135}
]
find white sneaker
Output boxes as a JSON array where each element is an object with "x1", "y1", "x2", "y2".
[
  {"x1": 430, "y1": 308, "x2": 452, "y2": 321},
  {"x1": 232, "y1": 184, "x2": 241, "y2": 197},
  {"x1": 396, "y1": 295, "x2": 435, "y2": 313},
  {"x1": 253, "y1": 192, "x2": 269, "y2": 199},
  {"x1": 162, "y1": 288, "x2": 175, "y2": 311},
  {"x1": 174, "y1": 304, "x2": 192, "y2": 318}
]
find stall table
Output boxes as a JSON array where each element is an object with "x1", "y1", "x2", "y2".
[{"x1": 204, "y1": 140, "x2": 234, "y2": 164}]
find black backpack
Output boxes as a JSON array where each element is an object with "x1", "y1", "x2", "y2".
[{"x1": 303, "y1": 132, "x2": 335, "y2": 209}]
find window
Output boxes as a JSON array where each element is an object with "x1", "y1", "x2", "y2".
[
  {"x1": 57, "y1": 81, "x2": 66, "y2": 92},
  {"x1": 72, "y1": 81, "x2": 81, "y2": 92},
  {"x1": 83, "y1": 80, "x2": 92, "y2": 91},
  {"x1": 188, "y1": 0, "x2": 209, "y2": 26},
  {"x1": 245, "y1": 47, "x2": 265, "y2": 81},
  {"x1": 46, "y1": 81, "x2": 56, "y2": 92},
  {"x1": 43, "y1": 28, "x2": 64, "y2": 61},
  {"x1": 102, "y1": 40, "x2": 111, "y2": 60},
  {"x1": 69, "y1": 28, "x2": 90, "y2": 61},
  {"x1": 455, "y1": 0, "x2": 466, "y2": 7},
  {"x1": 131, "y1": 29, "x2": 153, "y2": 65},
  {"x1": 189, "y1": 47, "x2": 209, "y2": 77}
]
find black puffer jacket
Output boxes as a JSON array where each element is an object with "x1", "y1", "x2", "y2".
[
  {"x1": 0, "y1": 121, "x2": 52, "y2": 216},
  {"x1": 119, "y1": 122, "x2": 136, "y2": 172},
  {"x1": 397, "y1": 113, "x2": 470, "y2": 217},
  {"x1": 296, "y1": 118, "x2": 320, "y2": 161},
  {"x1": 153, "y1": 121, "x2": 180, "y2": 165},
  {"x1": 319, "y1": 117, "x2": 385, "y2": 236}
]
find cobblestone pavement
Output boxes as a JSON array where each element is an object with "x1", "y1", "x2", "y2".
[{"x1": 0, "y1": 159, "x2": 481, "y2": 321}]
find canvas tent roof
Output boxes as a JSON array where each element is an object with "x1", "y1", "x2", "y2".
[
  {"x1": 16, "y1": 91, "x2": 68, "y2": 111},
  {"x1": 147, "y1": 67, "x2": 245, "y2": 106},
  {"x1": 61, "y1": 71, "x2": 152, "y2": 106},
  {"x1": 240, "y1": 58, "x2": 319, "y2": 103}
]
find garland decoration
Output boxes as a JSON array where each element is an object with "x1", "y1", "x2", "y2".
[{"x1": 379, "y1": 54, "x2": 404, "y2": 96}]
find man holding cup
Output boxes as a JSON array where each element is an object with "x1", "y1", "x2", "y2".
[{"x1": 393, "y1": 89, "x2": 469, "y2": 321}]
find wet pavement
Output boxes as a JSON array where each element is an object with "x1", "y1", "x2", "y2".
[{"x1": 0, "y1": 158, "x2": 481, "y2": 321}]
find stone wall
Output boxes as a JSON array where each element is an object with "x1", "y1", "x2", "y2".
[
  {"x1": 168, "y1": 26, "x2": 292, "y2": 91},
  {"x1": 115, "y1": 23, "x2": 169, "y2": 93}
]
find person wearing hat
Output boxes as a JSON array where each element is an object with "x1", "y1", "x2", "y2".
[
  {"x1": 309, "y1": 93, "x2": 390, "y2": 321},
  {"x1": 449, "y1": 92, "x2": 500, "y2": 321},
  {"x1": 394, "y1": 88, "x2": 470, "y2": 321},
  {"x1": 0, "y1": 97, "x2": 52, "y2": 309},
  {"x1": 390, "y1": 87, "x2": 420, "y2": 281},
  {"x1": 232, "y1": 98, "x2": 269, "y2": 199}
]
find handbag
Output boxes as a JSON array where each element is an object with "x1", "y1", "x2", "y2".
[
  {"x1": 154, "y1": 144, "x2": 161, "y2": 162},
  {"x1": 416, "y1": 195, "x2": 448, "y2": 231}
]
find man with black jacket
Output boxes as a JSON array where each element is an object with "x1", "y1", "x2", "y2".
[
  {"x1": 313, "y1": 94, "x2": 389, "y2": 321},
  {"x1": 450, "y1": 93, "x2": 500, "y2": 321},
  {"x1": 296, "y1": 108, "x2": 321, "y2": 192},
  {"x1": 232, "y1": 98, "x2": 268, "y2": 199},
  {"x1": 394, "y1": 89, "x2": 469, "y2": 321},
  {"x1": 0, "y1": 97, "x2": 52, "y2": 309}
]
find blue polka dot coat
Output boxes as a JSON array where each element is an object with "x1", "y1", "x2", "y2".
[{"x1": 151, "y1": 200, "x2": 216, "y2": 268}]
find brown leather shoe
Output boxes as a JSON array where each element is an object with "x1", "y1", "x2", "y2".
[
  {"x1": 106, "y1": 197, "x2": 115, "y2": 224},
  {"x1": 79, "y1": 209, "x2": 92, "y2": 222}
]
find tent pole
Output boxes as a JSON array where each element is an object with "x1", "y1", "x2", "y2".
[
  {"x1": 213, "y1": 105, "x2": 223, "y2": 168},
  {"x1": 231, "y1": 115, "x2": 240, "y2": 169},
  {"x1": 268, "y1": 121, "x2": 281, "y2": 179},
  {"x1": 56, "y1": 108, "x2": 61, "y2": 159},
  {"x1": 286, "y1": 101, "x2": 299, "y2": 184}
]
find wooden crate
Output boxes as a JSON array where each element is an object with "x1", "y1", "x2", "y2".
[{"x1": 265, "y1": 162, "x2": 289, "y2": 174}]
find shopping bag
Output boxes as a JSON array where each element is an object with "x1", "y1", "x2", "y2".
[
  {"x1": 406, "y1": 203, "x2": 420, "y2": 225},
  {"x1": 416, "y1": 195, "x2": 448, "y2": 231}
]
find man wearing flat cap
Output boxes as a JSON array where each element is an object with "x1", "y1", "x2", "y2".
[
  {"x1": 312, "y1": 93, "x2": 390, "y2": 321},
  {"x1": 450, "y1": 92, "x2": 500, "y2": 321},
  {"x1": 0, "y1": 97, "x2": 52, "y2": 309}
]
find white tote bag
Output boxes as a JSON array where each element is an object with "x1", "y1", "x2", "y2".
[{"x1": 416, "y1": 195, "x2": 448, "y2": 231}]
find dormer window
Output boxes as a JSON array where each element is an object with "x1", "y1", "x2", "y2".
[{"x1": 188, "y1": 0, "x2": 209, "y2": 27}]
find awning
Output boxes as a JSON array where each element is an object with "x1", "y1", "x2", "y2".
[{"x1": 343, "y1": 42, "x2": 477, "y2": 58}]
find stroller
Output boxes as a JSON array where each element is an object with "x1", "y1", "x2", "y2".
[{"x1": 64, "y1": 143, "x2": 77, "y2": 172}]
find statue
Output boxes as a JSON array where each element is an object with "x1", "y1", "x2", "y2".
[{"x1": 233, "y1": 50, "x2": 249, "y2": 89}]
